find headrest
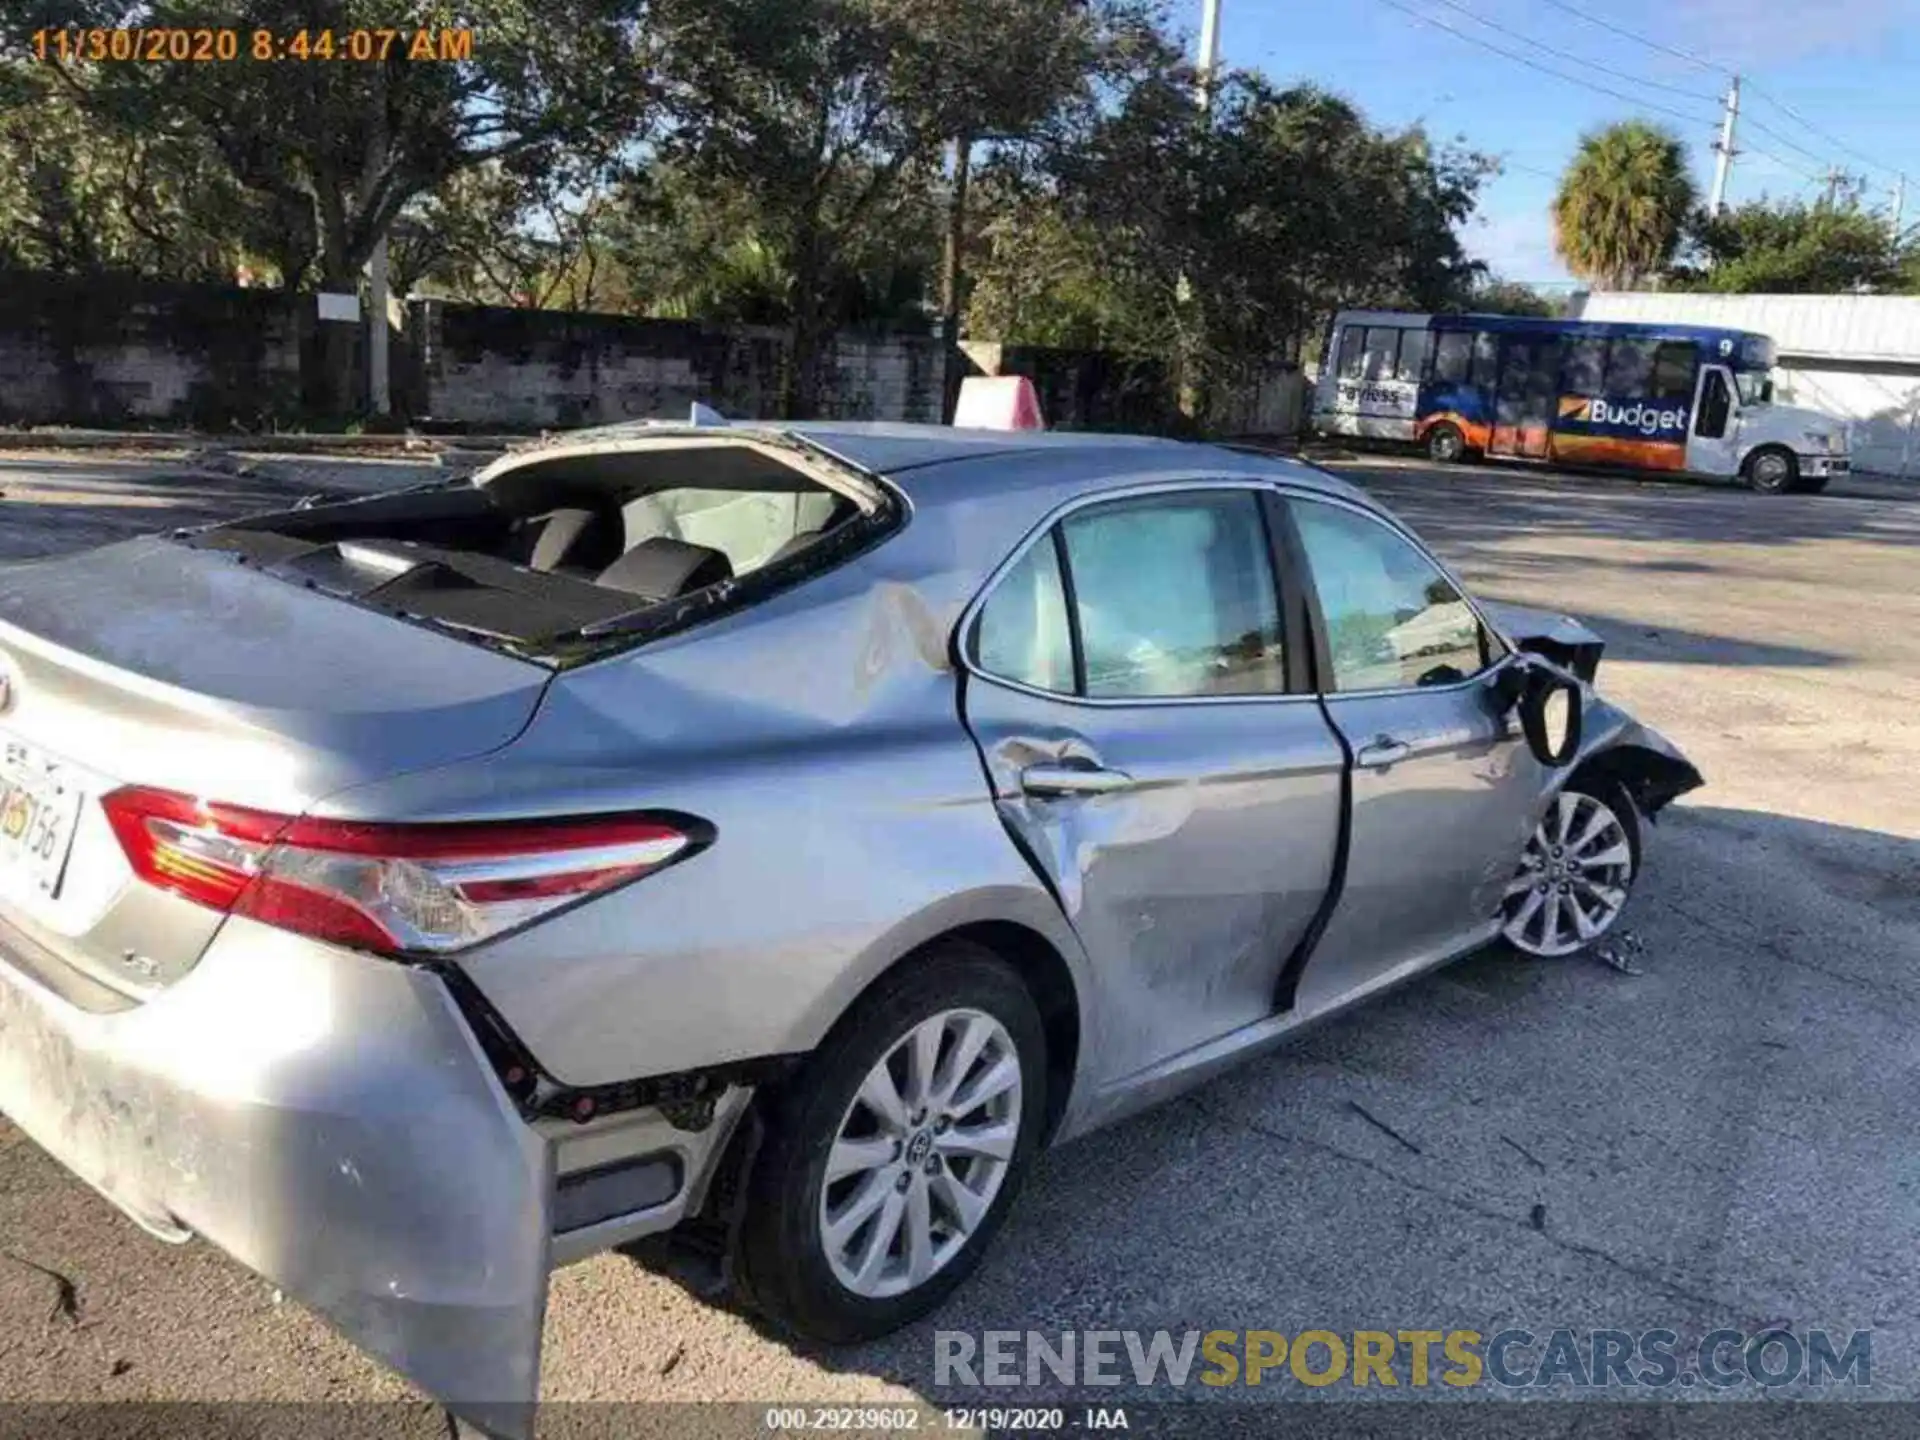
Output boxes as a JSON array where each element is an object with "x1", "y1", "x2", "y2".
[{"x1": 596, "y1": 536, "x2": 734, "y2": 599}]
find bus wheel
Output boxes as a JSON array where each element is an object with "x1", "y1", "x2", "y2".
[
  {"x1": 1743, "y1": 446, "x2": 1798, "y2": 494},
  {"x1": 1426, "y1": 422, "x2": 1469, "y2": 464}
]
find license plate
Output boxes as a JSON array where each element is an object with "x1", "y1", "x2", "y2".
[{"x1": 0, "y1": 741, "x2": 84, "y2": 901}]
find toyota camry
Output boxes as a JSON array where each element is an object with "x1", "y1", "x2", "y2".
[{"x1": 0, "y1": 420, "x2": 1700, "y2": 1432}]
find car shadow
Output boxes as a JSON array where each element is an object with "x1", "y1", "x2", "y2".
[{"x1": 616, "y1": 802, "x2": 1920, "y2": 1410}]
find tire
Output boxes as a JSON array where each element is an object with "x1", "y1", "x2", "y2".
[
  {"x1": 1501, "y1": 776, "x2": 1642, "y2": 960},
  {"x1": 736, "y1": 942, "x2": 1048, "y2": 1343},
  {"x1": 1426, "y1": 421, "x2": 1469, "y2": 464},
  {"x1": 1743, "y1": 446, "x2": 1798, "y2": 495}
]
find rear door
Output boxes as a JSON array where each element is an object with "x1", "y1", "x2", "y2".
[
  {"x1": 1280, "y1": 495, "x2": 1542, "y2": 1015},
  {"x1": 960, "y1": 483, "x2": 1344, "y2": 1082}
]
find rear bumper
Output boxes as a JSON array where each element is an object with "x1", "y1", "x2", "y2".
[{"x1": 0, "y1": 912, "x2": 551, "y2": 1432}]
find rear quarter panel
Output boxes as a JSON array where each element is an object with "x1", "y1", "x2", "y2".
[{"x1": 320, "y1": 517, "x2": 1093, "y2": 1091}]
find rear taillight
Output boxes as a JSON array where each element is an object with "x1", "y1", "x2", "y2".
[{"x1": 99, "y1": 786, "x2": 690, "y2": 956}]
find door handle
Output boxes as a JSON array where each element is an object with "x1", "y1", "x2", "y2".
[
  {"x1": 1019, "y1": 762, "x2": 1136, "y2": 798},
  {"x1": 1354, "y1": 736, "x2": 1411, "y2": 769}
]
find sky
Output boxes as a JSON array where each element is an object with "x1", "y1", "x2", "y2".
[{"x1": 1194, "y1": 0, "x2": 1920, "y2": 285}]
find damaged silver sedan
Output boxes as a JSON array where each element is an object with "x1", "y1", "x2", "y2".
[{"x1": 0, "y1": 422, "x2": 1699, "y2": 1430}]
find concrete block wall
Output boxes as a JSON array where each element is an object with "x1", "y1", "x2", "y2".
[{"x1": 0, "y1": 272, "x2": 306, "y2": 427}]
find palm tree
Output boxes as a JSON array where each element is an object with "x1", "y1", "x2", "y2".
[{"x1": 1551, "y1": 121, "x2": 1697, "y2": 290}]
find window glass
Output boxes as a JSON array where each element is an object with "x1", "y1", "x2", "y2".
[
  {"x1": 1362, "y1": 327, "x2": 1400, "y2": 381},
  {"x1": 1061, "y1": 492, "x2": 1286, "y2": 699},
  {"x1": 1337, "y1": 326, "x2": 1365, "y2": 380},
  {"x1": 1651, "y1": 342, "x2": 1695, "y2": 401},
  {"x1": 1432, "y1": 331, "x2": 1472, "y2": 384},
  {"x1": 1564, "y1": 336, "x2": 1607, "y2": 393},
  {"x1": 1395, "y1": 329, "x2": 1431, "y2": 382},
  {"x1": 1292, "y1": 500, "x2": 1486, "y2": 692},
  {"x1": 973, "y1": 535, "x2": 1073, "y2": 693},
  {"x1": 1470, "y1": 331, "x2": 1500, "y2": 388},
  {"x1": 1604, "y1": 338, "x2": 1656, "y2": 396}
]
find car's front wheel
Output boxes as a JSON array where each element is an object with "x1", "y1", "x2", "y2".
[
  {"x1": 1502, "y1": 780, "x2": 1641, "y2": 958},
  {"x1": 736, "y1": 943, "x2": 1047, "y2": 1342}
]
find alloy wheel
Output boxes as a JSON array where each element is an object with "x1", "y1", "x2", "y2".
[
  {"x1": 1502, "y1": 789, "x2": 1634, "y2": 958},
  {"x1": 818, "y1": 1008, "x2": 1022, "y2": 1299}
]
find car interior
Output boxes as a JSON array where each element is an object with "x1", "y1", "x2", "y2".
[{"x1": 187, "y1": 438, "x2": 876, "y2": 654}]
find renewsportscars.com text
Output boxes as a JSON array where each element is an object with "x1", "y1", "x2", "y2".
[{"x1": 935, "y1": 1328, "x2": 1871, "y2": 1390}]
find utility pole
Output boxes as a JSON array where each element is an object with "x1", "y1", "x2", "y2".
[
  {"x1": 1708, "y1": 73, "x2": 1740, "y2": 215},
  {"x1": 1891, "y1": 173, "x2": 1905, "y2": 234},
  {"x1": 1178, "y1": 0, "x2": 1222, "y2": 422},
  {"x1": 367, "y1": 233, "x2": 391, "y2": 418},
  {"x1": 1196, "y1": 0, "x2": 1222, "y2": 108},
  {"x1": 939, "y1": 133, "x2": 972, "y2": 421}
]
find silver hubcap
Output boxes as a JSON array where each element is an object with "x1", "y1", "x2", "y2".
[
  {"x1": 1503, "y1": 790, "x2": 1633, "y2": 958},
  {"x1": 1755, "y1": 455, "x2": 1788, "y2": 487},
  {"x1": 819, "y1": 1007, "x2": 1022, "y2": 1299}
]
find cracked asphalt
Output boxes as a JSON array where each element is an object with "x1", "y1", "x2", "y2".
[{"x1": 0, "y1": 451, "x2": 1915, "y2": 1429}]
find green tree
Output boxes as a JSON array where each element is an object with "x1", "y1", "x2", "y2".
[
  {"x1": 1551, "y1": 120, "x2": 1696, "y2": 290},
  {"x1": 973, "y1": 68, "x2": 1487, "y2": 390},
  {"x1": 17, "y1": 0, "x2": 651, "y2": 408},
  {"x1": 1668, "y1": 198, "x2": 1911, "y2": 293},
  {"x1": 1458, "y1": 278, "x2": 1558, "y2": 316},
  {"x1": 648, "y1": 0, "x2": 1122, "y2": 414},
  {"x1": 0, "y1": 61, "x2": 250, "y2": 279}
]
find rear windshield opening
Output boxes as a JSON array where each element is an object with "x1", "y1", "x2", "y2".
[{"x1": 187, "y1": 434, "x2": 895, "y2": 662}]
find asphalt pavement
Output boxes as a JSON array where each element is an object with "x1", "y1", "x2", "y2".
[{"x1": 0, "y1": 449, "x2": 1916, "y2": 1429}]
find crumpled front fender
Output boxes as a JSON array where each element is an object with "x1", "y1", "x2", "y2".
[{"x1": 1558, "y1": 693, "x2": 1705, "y2": 818}]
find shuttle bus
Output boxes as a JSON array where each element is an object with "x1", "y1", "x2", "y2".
[{"x1": 1310, "y1": 310, "x2": 1850, "y2": 494}]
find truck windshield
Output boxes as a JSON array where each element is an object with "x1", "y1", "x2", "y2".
[{"x1": 1735, "y1": 371, "x2": 1773, "y2": 406}]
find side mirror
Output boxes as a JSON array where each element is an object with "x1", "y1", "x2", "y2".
[{"x1": 1495, "y1": 659, "x2": 1584, "y2": 766}]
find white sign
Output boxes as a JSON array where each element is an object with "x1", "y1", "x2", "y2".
[
  {"x1": 1333, "y1": 378, "x2": 1417, "y2": 418},
  {"x1": 316, "y1": 291, "x2": 360, "y2": 323}
]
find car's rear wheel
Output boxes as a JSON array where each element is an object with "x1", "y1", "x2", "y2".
[
  {"x1": 736, "y1": 943, "x2": 1046, "y2": 1342},
  {"x1": 1502, "y1": 780, "x2": 1641, "y2": 959},
  {"x1": 1426, "y1": 421, "x2": 1470, "y2": 464},
  {"x1": 1744, "y1": 446, "x2": 1798, "y2": 494}
]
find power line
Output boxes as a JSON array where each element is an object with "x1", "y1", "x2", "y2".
[
  {"x1": 1739, "y1": 112, "x2": 1835, "y2": 170},
  {"x1": 1418, "y1": 0, "x2": 1719, "y2": 104},
  {"x1": 1528, "y1": 0, "x2": 1722, "y2": 73},
  {"x1": 1743, "y1": 80, "x2": 1899, "y2": 182},
  {"x1": 1531, "y1": 0, "x2": 1902, "y2": 184},
  {"x1": 1369, "y1": 0, "x2": 1721, "y2": 129}
]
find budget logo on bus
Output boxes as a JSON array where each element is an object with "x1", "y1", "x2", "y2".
[{"x1": 1559, "y1": 395, "x2": 1688, "y2": 437}]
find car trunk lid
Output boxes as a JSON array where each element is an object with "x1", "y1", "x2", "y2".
[{"x1": 0, "y1": 536, "x2": 552, "y2": 1000}]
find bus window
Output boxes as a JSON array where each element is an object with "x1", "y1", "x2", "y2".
[
  {"x1": 1564, "y1": 336, "x2": 1606, "y2": 393},
  {"x1": 1336, "y1": 326, "x2": 1365, "y2": 379},
  {"x1": 1470, "y1": 331, "x2": 1499, "y2": 388},
  {"x1": 1396, "y1": 329, "x2": 1431, "y2": 382},
  {"x1": 1432, "y1": 331, "x2": 1472, "y2": 384},
  {"x1": 1605, "y1": 338, "x2": 1656, "y2": 396},
  {"x1": 1363, "y1": 327, "x2": 1400, "y2": 381},
  {"x1": 1651, "y1": 342, "x2": 1695, "y2": 400}
]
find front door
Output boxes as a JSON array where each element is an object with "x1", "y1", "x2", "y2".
[
  {"x1": 1686, "y1": 363, "x2": 1741, "y2": 476},
  {"x1": 1281, "y1": 495, "x2": 1543, "y2": 1016},
  {"x1": 960, "y1": 485, "x2": 1345, "y2": 1081}
]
